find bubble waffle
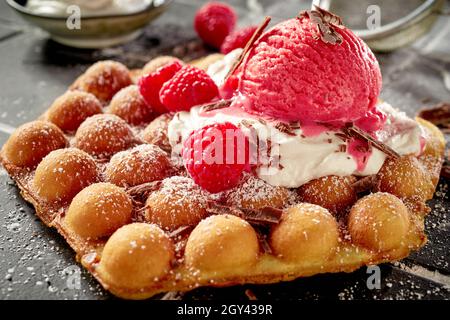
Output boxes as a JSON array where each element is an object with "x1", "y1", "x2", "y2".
[{"x1": 0, "y1": 56, "x2": 445, "y2": 300}]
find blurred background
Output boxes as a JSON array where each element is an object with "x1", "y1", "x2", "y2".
[{"x1": 0, "y1": 0, "x2": 449, "y2": 300}]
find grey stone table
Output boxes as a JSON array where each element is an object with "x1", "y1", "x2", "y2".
[{"x1": 0, "y1": 0, "x2": 449, "y2": 300}]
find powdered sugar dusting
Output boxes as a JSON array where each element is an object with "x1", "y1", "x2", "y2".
[
  {"x1": 154, "y1": 176, "x2": 211, "y2": 214},
  {"x1": 108, "y1": 85, "x2": 155, "y2": 126},
  {"x1": 105, "y1": 144, "x2": 171, "y2": 187},
  {"x1": 75, "y1": 114, "x2": 136, "y2": 158},
  {"x1": 223, "y1": 172, "x2": 296, "y2": 209}
]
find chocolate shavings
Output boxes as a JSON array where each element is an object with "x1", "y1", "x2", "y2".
[
  {"x1": 200, "y1": 99, "x2": 233, "y2": 113},
  {"x1": 224, "y1": 16, "x2": 272, "y2": 82},
  {"x1": 254, "y1": 227, "x2": 273, "y2": 254},
  {"x1": 240, "y1": 119, "x2": 254, "y2": 129},
  {"x1": 257, "y1": 118, "x2": 267, "y2": 126},
  {"x1": 275, "y1": 122, "x2": 297, "y2": 136},
  {"x1": 207, "y1": 201, "x2": 283, "y2": 226},
  {"x1": 343, "y1": 123, "x2": 400, "y2": 159},
  {"x1": 298, "y1": 6, "x2": 343, "y2": 45},
  {"x1": 352, "y1": 175, "x2": 378, "y2": 193},
  {"x1": 289, "y1": 121, "x2": 301, "y2": 129},
  {"x1": 127, "y1": 180, "x2": 162, "y2": 202},
  {"x1": 334, "y1": 132, "x2": 348, "y2": 141},
  {"x1": 313, "y1": 5, "x2": 343, "y2": 25}
]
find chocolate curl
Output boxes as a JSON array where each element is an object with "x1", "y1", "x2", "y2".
[
  {"x1": 313, "y1": 5, "x2": 343, "y2": 26},
  {"x1": 298, "y1": 6, "x2": 343, "y2": 45},
  {"x1": 344, "y1": 123, "x2": 400, "y2": 159},
  {"x1": 224, "y1": 16, "x2": 272, "y2": 82},
  {"x1": 352, "y1": 175, "x2": 378, "y2": 193},
  {"x1": 126, "y1": 181, "x2": 162, "y2": 201},
  {"x1": 200, "y1": 99, "x2": 233, "y2": 113},
  {"x1": 207, "y1": 201, "x2": 283, "y2": 226}
]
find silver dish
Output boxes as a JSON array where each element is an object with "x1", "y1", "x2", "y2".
[
  {"x1": 6, "y1": 0, "x2": 172, "y2": 48},
  {"x1": 354, "y1": 0, "x2": 445, "y2": 52},
  {"x1": 315, "y1": 0, "x2": 445, "y2": 52}
]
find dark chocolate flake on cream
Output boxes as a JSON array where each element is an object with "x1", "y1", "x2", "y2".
[
  {"x1": 200, "y1": 99, "x2": 233, "y2": 112},
  {"x1": 344, "y1": 123, "x2": 400, "y2": 159},
  {"x1": 275, "y1": 122, "x2": 297, "y2": 136}
]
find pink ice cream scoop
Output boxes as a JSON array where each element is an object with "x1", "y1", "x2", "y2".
[{"x1": 235, "y1": 15, "x2": 382, "y2": 123}]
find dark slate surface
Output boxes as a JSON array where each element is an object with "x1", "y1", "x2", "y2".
[{"x1": 0, "y1": 0, "x2": 449, "y2": 300}]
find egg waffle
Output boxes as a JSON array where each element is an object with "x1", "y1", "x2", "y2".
[{"x1": 0, "y1": 57, "x2": 445, "y2": 300}]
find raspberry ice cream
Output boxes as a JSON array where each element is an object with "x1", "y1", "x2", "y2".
[{"x1": 234, "y1": 14, "x2": 382, "y2": 123}]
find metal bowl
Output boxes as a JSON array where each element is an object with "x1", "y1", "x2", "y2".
[
  {"x1": 317, "y1": 0, "x2": 445, "y2": 52},
  {"x1": 6, "y1": 0, "x2": 172, "y2": 48},
  {"x1": 353, "y1": 0, "x2": 445, "y2": 52}
]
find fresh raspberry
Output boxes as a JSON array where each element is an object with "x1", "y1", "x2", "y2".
[
  {"x1": 160, "y1": 65, "x2": 219, "y2": 112},
  {"x1": 219, "y1": 74, "x2": 239, "y2": 99},
  {"x1": 220, "y1": 25, "x2": 257, "y2": 54},
  {"x1": 194, "y1": 2, "x2": 237, "y2": 49},
  {"x1": 182, "y1": 122, "x2": 249, "y2": 193},
  {"x1": 138, "y1": 61, "x2": 183, "y2": 114}
]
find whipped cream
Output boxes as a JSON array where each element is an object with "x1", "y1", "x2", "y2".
[
  {"x1": 168, "y1": 102, "x2": 423, "y2": 188},
  {"x1": 207, "y1": 48, "x2": 243, "y2": 87}
]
